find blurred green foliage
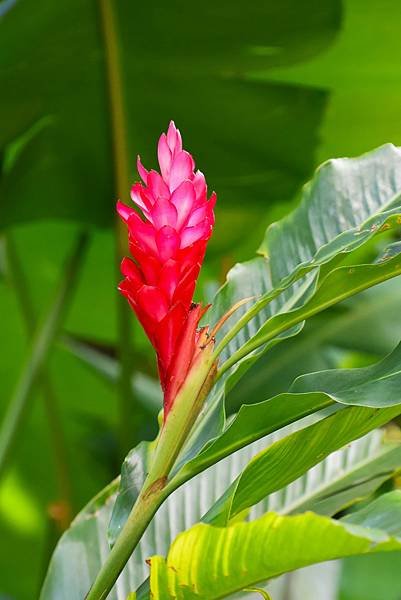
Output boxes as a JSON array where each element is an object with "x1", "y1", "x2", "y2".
[{"x1": 1, "y1": 0, "x2": 401, "y2": 598}]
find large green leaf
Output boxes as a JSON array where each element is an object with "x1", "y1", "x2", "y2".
[
  {"x1": 175, "y1": 341, "x2": 401, "y2": 488},
  {"x1": 204, "y1": 405, "x2": 401, "y2": 525},
  {"x1": 147, "y1": 492, "x2": 401, "y2": 600},
  {"x1": 251, "y1": 428, "x2": 401, "y2": 518},
  {"x1": 228, "y1": 277, "x2": 401, "y2": 408},
  {"x1": 0, "y1": 0, "x2": 338, "y2": 250},
  {"x1": 210, "y1": 144, "x2": 401, "y2": 365},
  {"x1": 258, "y1": 144, "x2": 401, "y2": 282},
  {"x1": 42, "y1": 342, "x2": 401, "y2": 596},
  {"x1": 291, "y1": 340, "x2": 401, "y2": 407},
  {"x1": 41, "y1": 424, "x2": 401, "y2": 600},
  {"x1": 265, "y1": 0, "x2": 401, "y2": 164},
  {"x1": 176, "y1": 146, "x2": 401, "y2": 472},
  {"x1": 216, "y1": 254, "x2": 401, "y2": 375},
  {"x1": 104, "y1": 342, "x2": 401, "y2": 554}
]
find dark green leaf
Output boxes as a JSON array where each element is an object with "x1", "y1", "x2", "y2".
[{"x1": 0, "y1": 0, "x2": 338, "y2": 237}]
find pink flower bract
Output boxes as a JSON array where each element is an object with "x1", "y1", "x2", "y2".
[{"x1": 117, "y1": 121, "x2": 216, "y2": 417}]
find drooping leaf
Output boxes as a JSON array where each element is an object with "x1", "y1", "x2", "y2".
[
  {"x1": 185, "y1": 146, "x2": 401, "y2": 465},
  {"x1": 228, "y1": 277, "x2": 401, "y2": 408},
  {"x1": 251, "y1": 428, "x2": 401, "y2": 518},
  {"x1": 218, "y1": 253, "x2": 401, "y2": 376},
  {"x1": 176, "y1": 341, "x2": 401, "y2": 486},
  {"x1": 147, "y1": 492, "x2": 401, "y2": 600},
  {"x1": 291, "y1": 340, "x2": 401, "y2": 407},
  {"x1": 210, "y1": 144, "x2": 401, "y2": 369},
  {"x1": 204, "y1": 405, "x2": 401, "y2": 525},
  {"x1": 41, "y1": 424, "x2": 401, "y2": 600}
]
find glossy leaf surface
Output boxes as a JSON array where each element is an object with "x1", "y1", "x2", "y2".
[{"x1": 148, "y1": 492, "x2": 401, "y2": 600}]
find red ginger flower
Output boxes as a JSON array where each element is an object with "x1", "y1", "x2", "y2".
[{"x1": 117, "y1": 122, "x2": 216, "y2": 417}]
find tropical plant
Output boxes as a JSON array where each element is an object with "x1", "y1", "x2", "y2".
[
  {"x1": 38, "y1": 125, "x2": 401, "y2": 599},
  {"x1": 3, "y1": 3, "x2": 401, "y2": 598}
]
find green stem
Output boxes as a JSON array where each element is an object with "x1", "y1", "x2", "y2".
[
  {"x1": 86, "y1": 348, "x2": 216, "y2": 600},
  {"x1": 4, "y1": 234, "x2": 74, "y2": 519},
  {"x1": 0, "y1": 231, "x2": 89, "y2": 479},
  {"x1": 211, "y1": 295, "x2": 270, "y2": 362},
  {"x1": 3, "y1": 234, "x2": 36, "y2": 325},
  {"x1": 86, "y1": 483, "x2": 167, "y2": 600},
  {"x1": 146, "y1": 353, "x2": 217, "y2": 487},
  {"x1": 98, "y1": 0, "x2": 136, "y2": 456}
]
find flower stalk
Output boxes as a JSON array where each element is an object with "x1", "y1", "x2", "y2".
[
  {"x1": 86, "y1": 123, "x2": 219, "y2": 598},
  {"x1": 86, "y1": 342, "x2": 217, "y2": 600}
]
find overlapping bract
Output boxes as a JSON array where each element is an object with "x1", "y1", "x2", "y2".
[{"x1": 117, "y1": 122, "x2": 216, "y2": 415}]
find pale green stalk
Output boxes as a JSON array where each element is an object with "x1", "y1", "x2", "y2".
[{"x1": 85, "y1": 347, "x2": 216, "y2": 600}]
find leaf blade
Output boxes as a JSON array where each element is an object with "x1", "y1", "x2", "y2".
[{"x1": 148, "y1": 492, "x2": 401, "y2": 600}]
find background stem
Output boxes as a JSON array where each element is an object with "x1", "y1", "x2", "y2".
[
  {"x1": 0, "y1": 230, "x2": 89, "y2": 480},
  {"x1": 98, "y1": 0, "x2": 137, "y2": 457},
  {"x1": 4, "y1": 234, "x2": 74, "y2": 521}
]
